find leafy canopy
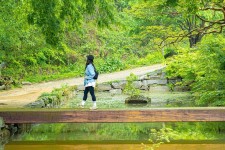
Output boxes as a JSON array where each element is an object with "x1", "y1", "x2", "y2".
[{"x1": 28, "y1": 0, "x2": 115, "y2": 45}]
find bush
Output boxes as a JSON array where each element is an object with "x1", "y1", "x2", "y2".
[{"x1": 166, "y1": 35, "x2": 225, "y2": 106}]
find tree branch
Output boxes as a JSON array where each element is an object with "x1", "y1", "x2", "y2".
[
  {"x1": 159, "y1": 3, "x2": 225, "y2": 48},
  {"x1": 196, "y1": 14, "x2": 225, "y2": 24},
  {"x1": 200, "y1": 7, "x2": 223, "y2": 11}
]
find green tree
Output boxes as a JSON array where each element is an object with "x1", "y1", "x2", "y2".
[
  {"x1": 28, "y1": 0, "x2": 115, "y2": 45},
  {"x1": 127, "y1": 0, "x2": 225, "y2": 48},
  {"x1": 166, "y1": 35, "x2": 225, "y2": 106},
  {"x1": 123, "y1": 73, "x2": 140, "y2": 96}
]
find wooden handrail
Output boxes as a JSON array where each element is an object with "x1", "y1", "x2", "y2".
[{"x1": 0, "y1": 107, "x2": 225, "y2": 123}]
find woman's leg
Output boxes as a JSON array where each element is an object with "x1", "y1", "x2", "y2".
[
  {"x1": 81, "y1": 87, "x2": 89, "y2": 106},
  {"x1": 89, "y1": 86, "x2": 97, "y2": 109},
  {"x1": 83, "y1": 87, "x2": 89, "y2": 100},
  {"x1": 89, "y1": 86, "x2": 96, "y2": 101}
]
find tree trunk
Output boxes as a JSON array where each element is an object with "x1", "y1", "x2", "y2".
[{"x1": 189, "y1": 33, "x2": 204, "y2": 48}]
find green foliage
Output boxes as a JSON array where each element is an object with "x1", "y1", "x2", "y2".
[
  {"x1": 21, "y1": 122, "x2": 163, "y2": 141},
  {"x1": 128, "y1": 0, "x2": 225, "y2": 48},
  {"x1": 35, "y1": 84, "x2": 76, "y2": 108},
  {"x1": 142, "y1": 127, "x2": 171, "y2": 150},
  {"x1": 29, "y1": 0, "x2": 115, "y2": 45},
  {"x1": 123, "y1": 73, "x2": 140, "y2": 96},
  {"x1": 166, "y1": 35, "x2": 225, "y2": 106},
  {"x1": 166, "y1": 122, "x2": 225, "y2": 140},
  {"x1": 97, "y1": 57, "x2": 125, "y2": 73},
  {"x1": 0, "y1": 0, "x2": 165, "y2": 85},
  {"x1": 136, "y1": 52, "x2": 164, "y2": 65}
]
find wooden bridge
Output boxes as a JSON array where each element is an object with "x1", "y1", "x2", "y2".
[{"x1": 0, "y1": 107, "x2": 225, "y2": 124}]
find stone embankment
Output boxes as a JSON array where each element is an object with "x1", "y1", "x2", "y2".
[
  {"x1": 77, "y1": 67, "x2": 189, "y2": 94},
  {"x1": 21, "y1": 66, "x2": 190, "y2": 109}
]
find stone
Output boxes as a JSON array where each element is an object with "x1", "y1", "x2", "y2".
[
  {"x1": 160, "y1": 72, "x2": 166, "y2": 79},
  {"x1": 140, "y1": 85, "x2": 149, "y2": 90},
  {"x1": 125, "y1": 95, "x2": 151, "y2": 104},
  {"x1": 26, "y1": 100, "x2": 45, "y2": 108},
  {"x1": 149, "y1": 76, "x2": 161, "y2": 80},
  {"x1": 139, "y1": 75, "x2": 150, "y2": 80},
  {"x1": 77, "y1": 85, "x2": 85, "y2": 91},
  {"x1": 0, "y1": 117, "x2": 5, "y2": 129},
  {"x1": 156, "y1": 69, "x2": 163, "y2": 74},
  {"x1": 111, "y1": 81, "x2": 126, "y2": 89},
  {"x1": 132, "y1": 81, "x2": 143, "y2": 89},
  {"x1": 0, "y1": 85, "x2": 5, "y2": 90},
  {"x1": 22, "y1": 81, "x2": 32, "y2": 85},
  {"x1": 173, "y1": 86, "x2": 190, "y2": 92},
  {"x1": 146, "y1": 80, "x2": 159, "y2": 85},
  {"x1": 148, "y1": 71, "x2": 158, "y2": 76},
  {"x1": 143, "y1": 79, "x2": 167, "y2": 85},
  {"x1": 142, "y1": 80, "x2": 148, "y2": 87},
  {"x1": 149, "y1": 85, "x2": 170, "y2": 92},
  {"x1": 97, "y1": 84, "x2": 112, "y2": 91},
  {"x1": 110, "y1": 89, "x2": 122, "y2": 95},
  {"x1": 168, "y1": 79, "x2": 177, "y2": 84},
  {"x1": 157, "y1": 80, "x2": 167, "y2": 85}
]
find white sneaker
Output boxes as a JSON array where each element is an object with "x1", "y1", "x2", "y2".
[
  {"x1": 78, "y1": 104, "x2": 84, "y2": 108},
  {"x1": 90, "y1": 106, "x2": 97, "y2": 110}
]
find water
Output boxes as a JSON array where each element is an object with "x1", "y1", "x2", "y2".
[
  {"x1": 62, "y1": 91, "x2": 194, "y2": 109},
  {"x1": 4, "y1": 91, "x2": 225, "y2": 149},
  {"x1": 5, "y1": 141, "x2": 225, "y2": 150}
]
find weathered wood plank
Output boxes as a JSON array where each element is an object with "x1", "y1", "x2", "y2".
[{"x1": 0, "y1": 108, "x2": 225, "y2": 123}]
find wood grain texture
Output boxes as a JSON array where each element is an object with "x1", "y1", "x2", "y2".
[{"x1": 0, "y1": 108, "x2": 225, "y2": 123}]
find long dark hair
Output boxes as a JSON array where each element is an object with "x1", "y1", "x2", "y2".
[{"x1": 85, "y1": 59, "x2": 96, "y2": 69}]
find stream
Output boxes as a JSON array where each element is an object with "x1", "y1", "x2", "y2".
[{"x1": 4, "y1": 91, "x2": 225, "y2": 150}]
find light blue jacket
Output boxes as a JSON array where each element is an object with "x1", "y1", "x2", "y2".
[{"x1": 84, "y1": 64, "x2": 96, "y2": 86}]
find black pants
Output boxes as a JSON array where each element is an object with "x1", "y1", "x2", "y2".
[{"x1": 83, "y1": 86, "x2": 96, "y2": 101}]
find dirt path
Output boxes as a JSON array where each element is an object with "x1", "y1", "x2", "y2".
[{"x1": 0, "y1": 64, "x2": 165, "y2": 108}]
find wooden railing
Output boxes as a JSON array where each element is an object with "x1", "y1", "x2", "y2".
[{"x1": 0, "y1": 107, "x2": 225, "y2": 123}]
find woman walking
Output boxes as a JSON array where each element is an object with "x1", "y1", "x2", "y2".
[{"x1": 80, "y1": 55, "x2": 97, "y2": 110}]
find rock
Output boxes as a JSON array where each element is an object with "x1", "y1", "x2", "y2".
[
  {"x1": 77, "y1": 85, "x2": 85, "y2": 91},
  {"x1": 148, "y1": 71, "x2": 158, "y2": 76},
  {"x1": 22, "y1": 81, "x2": 32, "y2": 85},
  {"x1": 110, "y1": 89, "x2": 122, "y2": 95},
  {"x1": 0, "y1": 117, "x2": 5, "y2": 129},
  {"x1": 173, "y1": 86, "x2": 190, "y2": 92},
  {"x1": 139, "y1": 75, "x2": 149, "y2": 80},
  {"x1": 0, "y1": 85, "x2": 5, "y2": 90},
  {"x1": 111, "y1": 81, "x2": 126, "y2": 89},
  {"x1": 149, "y1": 76, "x2": 161, "y2": 80},
  {"x1": 97, "y1": 84, "x2": 112, "y2": 91},
  {"x1": 145, "y1": 80, "x2": 159, "y2": 85},
  {"x1": 157, "y1": 80, "x2": 167, "y2": 85},
  {"x1": 132, "y1": 81, "x2": 143, "y2": 89},
  {"x1": 125, "y1": 95, "x2": 151, "y2": 104},
  {"x1": 143, "y1": 80, "x2": 167, "y2": 85},
  {"x1": 149, "y1": 85, "x2": 170, "y2": 92},
  {"x1": 140, "y1": 85, "x2": 149, "y2": 90},
  {"x1": 168, "y1": 79, "x2": 177, "y2": 84},
  {"x1": 160, "y1": 72, "x2": 166, "y2": 79},
  {"x1": 142, "y1": 80, "x2": 148, "y2": 87},
  {"x1": 26, "y1": 100, "x2": 45, "y2": 108}
]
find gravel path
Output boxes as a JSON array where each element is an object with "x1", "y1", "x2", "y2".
[{"x1": 0, "y1": 64, "x2": 165, "y2": 108}]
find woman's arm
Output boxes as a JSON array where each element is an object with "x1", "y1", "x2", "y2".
[{"x1": 85, "y1": 64, "x2": 95, "y2": 80}]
